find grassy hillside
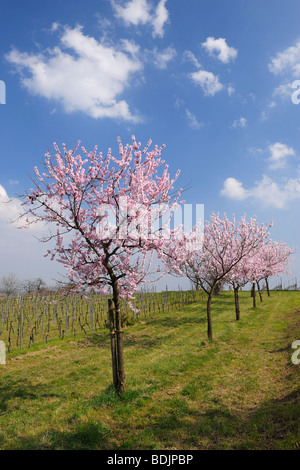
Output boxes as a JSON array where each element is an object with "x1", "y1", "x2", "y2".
[{"x1": 0, "y1": 290, "x2": 299, "y2": 450}]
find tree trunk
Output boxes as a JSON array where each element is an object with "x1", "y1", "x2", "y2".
[
  {"x1": 256, "y1": 281, "x2": 263, "y2": 302},
  {"x1": 108, "y1": 298, "x2": 118, "y2": 390},
  {"x1": 234, "y1": 287, "x2": 240, "y2": 321},
  {"x1": 112, "y1": 281, "x2": 126, "y2": 393},
  {"x1": 206, "y1": 292, "x2": 213, "y2": 340},
  {"x1": 252, "y1": 282, "x2": 256, "y2": 308},
  {"x1": 265, "y1": 277, "x2": 270, "y2": 297}
]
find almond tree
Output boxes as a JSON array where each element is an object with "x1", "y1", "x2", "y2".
[
  {"x1": 226, "y1": 237, "x2": 293, "y2": 314},
  {"x1": 18, "y1": 136, "x2": 182, "y2": 392},
  {"x1": 254, "y1": 240, "x2": 294, "y2": 296},
  {"x1": 225, "y1": 256, "x2": 253, "y2": 320},
  {"x1": 163, "y1": 213, "x2": 271, "y2": 340}
]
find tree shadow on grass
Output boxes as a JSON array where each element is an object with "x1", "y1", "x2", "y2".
[
  {"x1": 124, "y1": 334, "x2": 164, "y2": 350},
  {"x1": 117, "y1": 385, "x2": 300, "y2": 450},
  {"x1": 77, "y1": 332, "x2": 110, "y2": 348},
  {"x1": 268, "y1": 346, "x2": 290, "y2": 354},
  {"x1": 2, "y1": 384, "x2": 299, "y2": 450},
  {"x1": 3, "y1": 420, "x2": 116, "y2": 450},
  {"x1": 0, "y1": 377, "x2": 61, "y2": 413},
  {"x1": 148, "y1": 314, "x2": 207, "y2": 329},
  {"x1": 86, "y1": 383, "x2": 141, "y2": 409}
]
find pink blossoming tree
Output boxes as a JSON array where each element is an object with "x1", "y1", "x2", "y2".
[
  {"x1": 19, "y1": 136, "x2": 182, "y2": 392},
  {"x1": 163, "y1": 213, "x2": 272, "y2": 340},
  {"x1": 255, "y1": 240, "x2": 294, "y2": 296}
]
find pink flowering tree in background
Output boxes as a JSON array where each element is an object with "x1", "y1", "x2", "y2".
[
  {"x1": 226, "y1": 237, "x2": 293, "y2": 314},
  {"x1": 18, "y1": 136, "x2": 182, "y2": 392},
  {"x1": 197, "y1": 214, "x2": 272, "y2": 339},
  {"x1": 225, "y1": 255, "x2": 254, "y2": 320},
  {"x1": 242, "y1": 241, "x2": 292, "y2": 307},
  {"x1": 163, "y1": 213, "x2": 272, "y2": 340},
  {"x1": 226, "y1": 243, "x2": 267, "y2": 311},
  {"x1": 161, "y1": 221, "x2": 203, "y2": 290},
  {"x1": 255, "y1": 240, "x2": 294, "y2": 296}
]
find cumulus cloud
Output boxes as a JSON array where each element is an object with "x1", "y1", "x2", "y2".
[
  {"x1": 190, "y1": 69, "x2": 223, "y2": 96},
  {"x1": 221, "y1": 175, "x2": 300, "y2": 208},
  {"x1": 111, "y1": 0, "x2": 169, "y2": 38},
  {"x1": 0, "y1": 185, "x2": 21, "y2": 223},
  {"x1": 111, "y1": 0, "x2": 151, "y2": 26},
  {"x1": 267, "y1": 142, "x2": 295, "y2": 170},
  {"x1": 267, "y1": 40, "x2": 300, "y2": 110},
  {"x1": 202, "y1": 37, "x2": 238, "y2": 64},
  {"x1": 227, "y1": 85, "x2": 235, "y2": 96},
  {"x1": 272, "y1": 82, "x2": 294, "y2": 101},
  {"x1": 183, "y1": 50, "x2": 201, "y2": 69},
  {"x1": 152, "y1": 0, "x2": 169, "y2": 38},
  {"x1": 231, "y1": 117, "x2": 247, "y2": 129},
  {"x1": 184, "y1": 48, "x2": 224, "y2": 97},
  {"x1": 6, "y1": 25, "x2": 143, "y2": 122},
  {"x1": 185, "y1": 109, "x2": 203, "y2": 130},
  {"x1": 269, "y1": 40, "x2": 300, "y2": 76},
  {"x1": 150, "y1": 45, "x2": 176, "y2": 69},
  {"x1": 220, "y1": 177, "x2": 249, "y2": 201},
  {"x1": 0, "y1": 185, "x2": 63, "y2": 282}
]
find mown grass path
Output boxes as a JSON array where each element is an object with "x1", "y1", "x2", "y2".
[{"x1": 0, "y1": 291, "x2": 299, "y2": 450}]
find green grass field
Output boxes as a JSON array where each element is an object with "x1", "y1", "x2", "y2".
[{"x1": 0, "y1": 290, "x2": 299, "y2": 450}]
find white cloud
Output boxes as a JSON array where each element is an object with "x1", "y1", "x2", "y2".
[
  {"x1": 220, "y1": 177, "x2": 249, "y2": 201},
  {"x1": 221, "y1": 175, "x2": 300, "y2": 208},
  {"x1": 269, "y1": 40, "x2": 300, "y2": 76},
  {"x1": 152, "y1": 0, "x2": 169, "y2": 38},
  {"x1": 248, "y1": 146, "x2": 264, "y2": 155},
  {"x1": 227, "y1": 85, "x2": 235, "y2": 96},
  {"x1": 111, "y1": 0, "x2": 151, "y2": 25},
  {"x1": 268, "y1": 40, "x2": 300, "y2": 109},
  {"x1": 151, "y1": 45, "x2": 176, "y2": 69},
  {"x1": 185, "y1": 109, "x2": 203, "y2": 130},
  {"x1": 6, "y1": 25, "x2": 143, "y2": 122},
  {"x1": 111, "y1": 0, "x2": 169, "y2": 38},
  {"x1": 121, "y1": 38, "x2": 141, "y2": 56},
  {"x1": 202, "y1": 37, "x2": 238, "y2": 64},
  {"x1": 185, "y1": 48, "x2": 223, "y2": 97},
  {"x1": 0, "y1": 185, "x2": 21, "y2": 223},
  {"x1": 183, "y1": 50, "x2": 201, "y2": 69},
  {"x1": 190, "y1": 69, "x2": 223, "y2": 96},
  {"x1": 268, "y1": 142, "x2": 295, "y2": 170},
  {"x1": 174, "y1": 97, "x2": 184, "y2": 108},
  {"x1": 231, "y1": 117, "x2": 247, "y2": 129},
  {"x1": 0, "y1": 185, "x2": 63, "y2": 283},
  {"x1": 272, "y1": 82, "x2": 294, "y2": 101},
  {"x1": 50, "y1": 22, "x2": 60, "y2": 32}
]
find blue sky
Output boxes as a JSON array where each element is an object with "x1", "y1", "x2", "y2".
[{"x1": 0, "y1": 0, "x2": 300, "y2": 289}]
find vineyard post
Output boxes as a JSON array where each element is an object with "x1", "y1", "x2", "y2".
[
  {"x1": 42, "y1": 304, "x2": 45, "y2": 334},
  {"x1": 1, "y1": 304, "x2": 4, "y2": 333},
  {"x1": 6, "y1": 299, "x2": 9, "y2": 324},
  {"x1": 108, "y1": 299, "x2": 118, "y2": 390},
  {"x1": 20, "y1": 297, "x2": 23, "y2": 352},
  {"x1": 65, "y1": 302, "x2": 68, "y2": 336},
  {"x1": 71, "y1": 297, "x2": 74, "y2": 333},
  {"x1": 90, "y1": 297, "x2": 94, "y2": 333}
]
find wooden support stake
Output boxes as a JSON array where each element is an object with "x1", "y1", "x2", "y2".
[{"x1": 108, "y1": 299, "x2": 119, "y2": 390}]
